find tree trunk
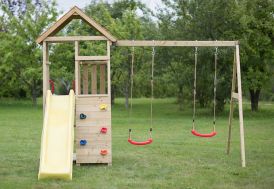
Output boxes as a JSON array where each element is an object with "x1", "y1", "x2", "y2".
[
  {"x1": 249, "y1": 89, "x2": 260, "y2": 111},
  {"x1": 178, "y1": 84, "x2": 183, "y2": 111}
]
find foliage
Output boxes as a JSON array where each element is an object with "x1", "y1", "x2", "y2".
[{"x1": 0, "y1": 0, "x2": 58, "y2": 105}]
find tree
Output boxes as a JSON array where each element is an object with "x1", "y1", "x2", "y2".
[
  {"x1": 238, "y1": 0, "x2": 274, "y2": 111},
  {"x1": 0, "y1": 0, "x2": 58, "y2": 106}
]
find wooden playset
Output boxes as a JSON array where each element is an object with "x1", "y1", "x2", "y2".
[{"x1": 37, "y1": 6, "x2": 246, "y2": 180}]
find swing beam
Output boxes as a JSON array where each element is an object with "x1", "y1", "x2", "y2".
[{"x1": 116, "y1": 40, "x2": 246, "y2": 167}]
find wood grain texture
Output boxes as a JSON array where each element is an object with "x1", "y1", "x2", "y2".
[
  {"x1": 82, "y1": 64, "x2": 89, "y2": 94},
  {"x1": 100, "y1": 65, "x2": 106, "y2": 94}
]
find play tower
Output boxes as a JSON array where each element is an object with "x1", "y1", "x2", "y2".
[{"x1": 37, "y1": 6, "x2": 115, "y2": 176}]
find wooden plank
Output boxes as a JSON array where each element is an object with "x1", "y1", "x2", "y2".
[
  {"x1": 236, "y1": 45, "x2": 246, "y2": 167},
  {"x1": 76, "y1": 96, "x2": 110, "y2": 105},
  {"x1": 107, "y1": 41, "x2": 111, "y2": 96},
  {"x1": 76, "y1": 119, "x2": 111, "y2": 127},
  {"x1": 76, "y1": 154, "x2": 111, "y2": 164},
  {"x1": 100, "y1": 65, "x2": 106, "y2": 94},
  {"x1": 82, "y1": 64, "x2": 89, "y2": 94},
  {"x1": 44, "y1": 36, "x2": 107, "y2": 43},
  {"x1": 227, "y1": 52, "x2": 237, "y2": 155},
  {"x1": 81, "y1": 61, "x2": 107, "y2": 65},
  {"x1": 76, "y1": 103, "x2": 110, "y2": 113},
  {"x1": 75, "y1": 41, "x2": 80, "y2": 95},
  {"x1": 232, "y1": 92, "x2": 239, "y2": 100},
  {"x1": 76, "y1": 110, "x2": 111, "y2": 118},
  {"x1": 77, "y1": 94, "x2": 109, "y2": 98},
  {"x1": 115, "y1": 40, "x2": 239, "y2": 47},
  {"x1": 76, "y1": 126, "x2": 111, "y2": 135},
  {"x1": 43, "y1": 41, "x2": 49, "y2": 115},
  {"x1": 76, "y1": 56, "x2": 109, "y2": 61},
  {"x1": 91, "y1": 65, "x2": 97, "y2": 94}
]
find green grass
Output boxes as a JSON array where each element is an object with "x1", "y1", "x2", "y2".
[{"x1": 0, "y1": 98, "x2": 273, "y2": 189}]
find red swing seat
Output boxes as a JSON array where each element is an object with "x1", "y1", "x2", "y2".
[
  {"x1": 128, "y1": 129, "x2": 153, "y2": 146},
  {"x1": 191, "y1": 129, "x2": 217, "y2": 138}
]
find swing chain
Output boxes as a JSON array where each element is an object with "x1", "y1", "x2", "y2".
[
  {"x1": 193, "y1": 47, "x2": 198, "y2": 130},
  {"x1": 213, "y1": 47, "x2": 218, "y2": 131},
  {"x1": 150, "y1": 46, "x2": 155, "y2": 132}
]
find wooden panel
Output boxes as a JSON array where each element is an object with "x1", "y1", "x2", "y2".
[
  {"x1": 44, "y1": 36, "x2": 107, "y2": 43},
  {"x1": 100, "y1": 65, "x2": 106, "y2": 94},
  {"x1": 115, "y1": 40, "x2": 239, "y2": 47},
  {"x1": 82, "y1": 64, "x2": 89, "y2": 94},
  {"x1": 91, "y1": 65, "x2": 97, "y2": 94},
  {"x1": 75, "y1": 56, "x2": 109, "y2": 61}
]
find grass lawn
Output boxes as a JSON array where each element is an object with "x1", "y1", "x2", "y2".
[{"x1": 0, "y1": 97, "x2": 273, "y2": 189}]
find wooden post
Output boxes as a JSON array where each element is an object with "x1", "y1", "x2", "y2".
[
  {"x1": 83, "y1": 64, "x2": 89, "y2": 94},
  {"x1": 91, "y1": 65, "x2": 97, "y2": 94},
  {"x1": 107, "y1": 41, "x2": 111, "y2": 96},
  {"x1": 235, "y1": 45, "x2": 246, "y2": 167},
  {"x1": 75, "y1": 41, "x2": 80, "y2": 95},
  {"x1": 43, "y1": 41, "x2": 49, "y2": 115},
  {"x1": 227, "y1": 52, "x2": 237, "y2": 154}
]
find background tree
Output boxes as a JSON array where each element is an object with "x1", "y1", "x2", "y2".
[{"x1": 0, "y1": 0, "x2": 58, "y2": 106}]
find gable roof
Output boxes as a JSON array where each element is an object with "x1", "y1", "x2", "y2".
[{"x1": 36, "y1": 6, "x2": 117, "y2": 44}]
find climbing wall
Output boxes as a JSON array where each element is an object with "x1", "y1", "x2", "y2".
[{"x1": 75, "y1": 96, "x2": 111, "y2": 164}]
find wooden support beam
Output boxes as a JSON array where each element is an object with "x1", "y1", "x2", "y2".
[
  {"x1": 81, "y1": 61, "x2": 107, "y2": 65},
  {"x1": 44, "y1": 36, "x2": 108, "y2": 43},
  {"x1": 82, "y1": 64, "x2": 89, "y2": 94},
  {"x1": 232, "y1": 92, "x2": 239, "y2": 100},
  {"x1": 75, "y1": 56, "x2": 109, "y2": 61},
  {"x1": 227, "y1": 52, "x2": 237, "y2": 155},
  {"x1": 115, "y1": 40, "x2": 239, "y2": 47},
  {"x1": 91, "y1": 65, "x2": 97, "y2": 94},
  {"x1": 75, "y1": 41, "x2": 80, "y2": 95},
  {"x1": 236, "y1": 45, "x2": 246, "y2": 167},
  {"x1": 100, "y1": 65, "x2": 105, "y2": 94},
  {"x1": 107, "y1": 41, "x2": 111, "y2": 96},
  {"x1": 43, "y1": 41, "x2": 49, "y2": 115}
]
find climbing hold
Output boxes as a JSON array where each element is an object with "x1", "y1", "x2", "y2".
[
  {"x1": 99, "y1": 104, "x2": 107, "y2": 111},
  {"x1": 100, "y1": 149, "x2": 108, "y2": 156},
  {"x1": 80, "y1": 113, "x2": 87, "y2": 119},
  {"x1": 80, "y1": 140, "x2": 87, "y2": 146},
  {"x1": 100, "y1": 127, "x2": 108, "y2": 134}
]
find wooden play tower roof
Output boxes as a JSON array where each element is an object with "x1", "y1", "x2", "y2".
[{"x1": 36, "y1": 6, "x2": 117, "y2": 44}]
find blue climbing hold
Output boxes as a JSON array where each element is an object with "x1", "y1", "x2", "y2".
[
  {"x1": 80, "y1": 140, "x2": 87, "y2": 146},
  {"x1": 80, "y1": 113, "x2": 87, "y2": 119}
]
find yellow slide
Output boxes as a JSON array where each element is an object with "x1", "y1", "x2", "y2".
[{"x1": 38, "y1": 90, "x2": 75, "y2": 180}]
